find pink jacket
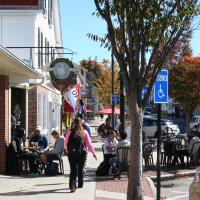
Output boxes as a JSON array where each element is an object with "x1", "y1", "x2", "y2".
[{"x1": 64, "y1": 130, "x2": 95, "y2": 156}]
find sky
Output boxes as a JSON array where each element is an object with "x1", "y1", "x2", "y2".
[{"x1": 60, "y1": 0, "x2": 200, "y2": 64}]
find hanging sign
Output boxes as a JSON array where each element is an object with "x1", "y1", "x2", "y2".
[{"x1": 49, "y1": 58, "x2": 78, "y2": 92}]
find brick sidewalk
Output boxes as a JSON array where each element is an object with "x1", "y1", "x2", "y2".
[
  {"x1": 94, "y1": 174, "x2": 154, "y2": 200},
  {"x1": 94, "y1": 168, "x2": 196, "y2": 200}
]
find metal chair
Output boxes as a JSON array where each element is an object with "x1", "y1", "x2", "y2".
[
  {"x1": 52, "y1": 155, "x2": 64, "y2": 175},
  {"x1": 143, "y1": 142, "x2": 154, "y2": 170},
  {"x1": 116, "y1": 147, "x2": 131, "y2": 180}
]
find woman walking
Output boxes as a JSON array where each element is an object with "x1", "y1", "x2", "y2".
[{"x1": 65, "y1": 117, "x2": 97, "y2": 192}]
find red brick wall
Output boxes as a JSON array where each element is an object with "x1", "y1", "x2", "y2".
[
  {"x1": 0, "y1": 75, "x2": 9, "y2": 174},
  {"x1": 0, "y1": 0, "x2": 39, "y2": 7},
  {"x1": 28, "y1": 88, "x2": 37, "y2": 135}
]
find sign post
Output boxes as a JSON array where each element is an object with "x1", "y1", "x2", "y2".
[{"x1": 154, "y1": 69, "x2": 169, "y2": 200}]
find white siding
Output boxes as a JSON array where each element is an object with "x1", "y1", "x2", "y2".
[{"x1": 0, "y1": 15, "x2": 34, "y2": 64}]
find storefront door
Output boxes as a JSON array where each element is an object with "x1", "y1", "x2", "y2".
[{"x1": 11, "y1": 88, "x2": 26, "y2": 136}]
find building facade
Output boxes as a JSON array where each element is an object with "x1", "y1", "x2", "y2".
[{"x1": 0, "y1": 0, "x2": 63, "y2": 173}]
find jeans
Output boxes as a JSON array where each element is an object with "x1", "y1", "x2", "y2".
[
  {"x1": 108, "y1": 157, "x2": 117, "y2": 173},
  {"x1": 68, "y1": 151, "x2": 86, "y2": 189}
]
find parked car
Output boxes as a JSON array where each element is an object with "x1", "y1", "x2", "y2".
[
  {"x1": 190, "y1": 115, "x2": 200, "y2": 128},
  {"x1": 189, "y1": 168, "x2": 200, "y2": 200},
  {"x1": 143, "y1": 116, "x2": 180, "y2": 138},
  {"x1": 126, "y1": 116, "x2": 180, "y2": 140}
]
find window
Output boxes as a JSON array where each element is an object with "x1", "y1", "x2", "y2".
[
  {"x1": 48, "y1": 0, "x2": 53, "y2": 25},
  {"x1": 149, "y1": 119, "x2": 157, "y2": 126},
  {"x1": 48, "y1": 101, "x2": 53, "y2": 130},
  {"x1": 37, "y1": 93, "x2": 48, "y2": 130},
  {"x1": 143, "y1": 119, "x2": 149, "y2": 127},
  {"x1": 45, "y1": 37, "x2": 48, "y2": 64},
  {"x1": 43, "y1": 95, "x2": 47, "y2": 129},
  {"x1": 38, "y1": 28, "x2": 41, "y2": 67},
  {"x1": 43, "y1": 0, "x2": 47, "y2": 15},
  {"x1": 37, "y1": 93, "x2": 42, "y2": 127},
  {"x1": 47, "y1": 41, "x2": 50, "y2": 62},
  {"x1": 41, "y1": 32, "x2": 43, "y2": 66}
]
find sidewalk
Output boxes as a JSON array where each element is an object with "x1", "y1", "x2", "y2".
[
  {"x1": 94, "y1": 172, "x2": 154, "y2": 200},
  {"x1": 0, "y1": 143, "x2": 103, "y2": 200},
  {"x1": 0, "y1": 142, "x2": 196, "y2": 200}
]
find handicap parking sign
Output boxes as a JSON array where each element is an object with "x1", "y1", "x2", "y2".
[{"x1": 154, "y1": 70, "x2": 169, "y2": 104}]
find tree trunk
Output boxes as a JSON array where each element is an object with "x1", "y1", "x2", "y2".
[
  {"x1": 127, "y1": 101, "x2": 143, "y2": 200},
  {"x1": 185, "y1": 111, "x2": 191, "y2": 136}
]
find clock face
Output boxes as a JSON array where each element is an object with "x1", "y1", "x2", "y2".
[{"x1": 53, "y1": 62, "x2": 70, "y2": 79}]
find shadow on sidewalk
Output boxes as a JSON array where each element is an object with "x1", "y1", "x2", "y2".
[{"x1": 0, "y1": 188, "x2": 71, "y2": 196}]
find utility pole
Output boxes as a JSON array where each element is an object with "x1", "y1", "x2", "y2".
[{"x1": 111, "y1": 51, "x2": 115, "y2": 129}]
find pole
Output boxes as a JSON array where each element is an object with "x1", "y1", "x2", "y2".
[
  {"x1": 120, "y1": 73, "x2": 125, "y2": 132},
  {"x1": 111, "y1": 51, "x2": 115, "y2": 129},
  {"x1": 157, "y1": 103, "x2": 162, "y2": 200}
]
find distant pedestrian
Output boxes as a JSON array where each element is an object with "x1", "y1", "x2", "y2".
[
  {"x1": 77, "y1": 113, "x2": 91, "y2": 173},
  {"x1": 77, "y1": 113, "x2": 91, "y2": 136},
  {"x1": 65, "y1": 117, "x2": 97, "y2": 192}
]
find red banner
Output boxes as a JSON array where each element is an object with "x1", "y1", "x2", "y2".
[{"x1": 0, "y1": 0, "x2": 39, "y2": 7}]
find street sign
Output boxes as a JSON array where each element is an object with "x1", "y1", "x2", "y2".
[
  {"x1": 154, "y1": 69, "x2": 169, "y2": 104},
  {"x1": 112, "y1": 94, "x2": 120, "y2": 105}
]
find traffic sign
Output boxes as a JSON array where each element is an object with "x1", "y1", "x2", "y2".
[
  {"x1": 112, "y1": 94, "x2": 120, "y2": 105},
  {"x1": 154, "y1": 69, "x2": 169, "y2": 104}
]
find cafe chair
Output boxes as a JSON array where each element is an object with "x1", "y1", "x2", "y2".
[
  {"x1": 143, "y1": 142, "x2": 154, "y2": 170},
  {"x1": 52, "y1": 155, "x2": 64, "y2": 175},
  {"x1": 115, "y1": 147, "x2": 131, "y2": 180}
]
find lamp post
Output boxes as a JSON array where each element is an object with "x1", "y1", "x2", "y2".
[
  {"x1": 120, "y1": 72, "x2": 125, "y2": 132},
  {"x1": 111, "y1": 51, "x2": 115, "y2": 129}
]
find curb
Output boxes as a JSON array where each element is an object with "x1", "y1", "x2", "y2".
[
  {"x1": 146, "y1": 176, "x2": 156, "y2": 199},
  {"x1": 150, "y1": 170, "x2": 196, "y2": 182},
  {"x1": 145, "y1": 170, "x2": 196, "y2": 199}
]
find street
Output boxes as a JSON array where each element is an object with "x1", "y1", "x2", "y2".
[{"x1": 161, "y1": 178, "x2": 192, "y2": 200}]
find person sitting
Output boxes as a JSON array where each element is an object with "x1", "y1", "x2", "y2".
[
  {"x1": 103, "y1": 129, "x2": 118, "y2": 162},
  {"x1": 29, "y1": 126, "x2": 49, "y2": 151},
  {"x1": 25, "y1": 126, "x2": 49, "y2": 173},
  {"x1": 40, "y1": 130, "x2": 64, "y2": 165},
  {"x1": 7, "y1": 128, "x2": 26, "y2": 175},
  {"x1": 109, "y1": 131, "x2": 130, "y2": 174}
]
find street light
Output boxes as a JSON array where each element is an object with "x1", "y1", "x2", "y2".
[
  {"x1": 111, "y1": 51, "x2": 115, "y2": 129},
  {"x1": 120, "y1": 72, "x2": 125, "y2": 132}
]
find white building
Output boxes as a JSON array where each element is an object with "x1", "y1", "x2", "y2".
[{"x1": 0, "y1": 0, "x2": 63, "y2": 140}]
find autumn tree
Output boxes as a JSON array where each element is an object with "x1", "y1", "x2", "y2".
[
  {"x1": 91, "y1": 1, "x2": 199, "y2": 200},
  {"x1": 80, "y1": 59, "x2": 120, "y2": 107},
  {"x1": 170, "y1": 56, "x2": 200, "y2": 134}
]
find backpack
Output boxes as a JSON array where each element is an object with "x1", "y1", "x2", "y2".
[
  {"x1": 96, "y1": 161, "x2": 110, "y2": 176},
  {"x1": 67, "y1": 131, "x2": 86, "y2": 155},
  {"x1": 45, "y1": 162, "x2": 59, "y2": 176}
]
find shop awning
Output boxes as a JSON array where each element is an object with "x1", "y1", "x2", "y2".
[{"x1": 0, "y1": 45, "x2": 43, "y2": 79}]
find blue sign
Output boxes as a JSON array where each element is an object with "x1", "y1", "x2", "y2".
[
  {"x1": 112, "y1": 94, "x2": 120, "y2": 105},
  {"x1": 154, "y1": 69, "x2": 169, "y2": 104}
]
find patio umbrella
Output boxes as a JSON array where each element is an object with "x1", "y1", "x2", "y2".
[
  {"x1": 96, "y1": 107, "x2": 120, "y2": 115},
  {"x1": 85, "y1": 109, "x2": 93, "y2": 113}
]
